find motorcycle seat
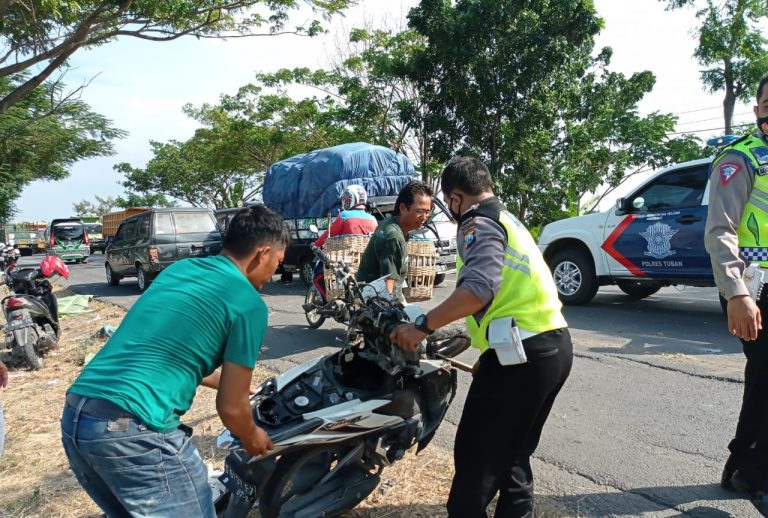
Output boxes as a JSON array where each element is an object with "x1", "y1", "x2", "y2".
[{"x1": 10, "y1": 268, "x2": 38, "y2": 282}]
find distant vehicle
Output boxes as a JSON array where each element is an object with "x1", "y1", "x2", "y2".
[
  {"x1": 104, "y1": 208, "x2": 223, "y2": 291},
  {"x1": 538, "y1": 157, "x2": 715, "y2": 305},
  {"x1": 84, "y1": 223, "x2": 105, "y2": 254},
  {"x1": 44, "y1": 219, "x2": 90, "y2": 263},
  {"x1": 2, "y1": 222, "x2": 47, "y2": 256}
]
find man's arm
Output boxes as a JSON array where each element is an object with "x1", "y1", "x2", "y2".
[
  {"x1": 216, "y1": 361, "x2": 273, "y2": 456},
  {"x1": 0, "y1": 361, "x2": 7, "y2": 389},
  {"x1": 201, "y1": 369, "x2": 220, "y2": 390},
  {"x1": 705, "y1": 152, "x2": 761, "y2": 339}
]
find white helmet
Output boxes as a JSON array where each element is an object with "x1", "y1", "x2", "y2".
[{"x1": 340, "y1": 185, "x2": 368, "y2": 211}]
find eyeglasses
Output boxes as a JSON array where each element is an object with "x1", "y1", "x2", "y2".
[{"x1": 409, "y1": 207, "x2": 433, "y2": 217}]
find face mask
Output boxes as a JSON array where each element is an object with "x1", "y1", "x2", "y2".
[
  {"x1": 758, "y1": 116, "x2": 768, "y2": 135},
  {"x1": 448, "y1": 196, "x2": 462, "y2": 222}
]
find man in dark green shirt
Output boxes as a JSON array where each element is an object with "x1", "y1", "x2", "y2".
[
  {"x1": 61, "y1": 205, "x2": 290, "y2": 518},
  {"x1": 357, "y1": 180, "x2": 433, "y2": 302}
]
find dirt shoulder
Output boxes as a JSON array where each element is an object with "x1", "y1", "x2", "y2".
[{"x1": 0, "y1": 294, "x2": 570, "y2": 517}]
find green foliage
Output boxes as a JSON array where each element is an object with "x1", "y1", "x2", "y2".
[
  {"x1": 116, "y1": 85, "x2": 355, "y2": 208},
  {"x1": 73, "y1": 195, "x2": 117, "y2": 217},
  {"x1": 0, "y1": 73, "x2": 125, "y2": 222},
  {"x1": 114, "y1": 192, "x2": 178, "y2": 208},
  {"x1": 256, "y1": 28, "x2": 437, "y2": 180},
  {"x1": 0, "y1": 0, "x2": 355, "y2": 113},
  {"x1": 662, "y1": 0, "x2": 768, "y2": 134},
  {"x1": 408, "y1": 0, "x2": 704, "y2": 227}
]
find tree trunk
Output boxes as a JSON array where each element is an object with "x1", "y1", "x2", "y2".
[{"x1": 722, "y1": 59, "x2": 736, "y2": 135}]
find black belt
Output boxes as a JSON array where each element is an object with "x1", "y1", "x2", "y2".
[{"x1": 65, "y1": 393, "x2": 135, "y2": 420}]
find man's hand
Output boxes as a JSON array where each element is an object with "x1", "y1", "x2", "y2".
[
  {"x1": 242, "y1": 424, "x2": 274, "y2": 456},
  {"x1": 0, "y1": 361, "x2": 8, "y2": 389},
  {"x1": 389, "y1": 323, "x2": 426, "y2": 352},
  {"x1": 217, "y1": 361, "x2": 273, "y2": 456},
  {"x1": 728, "y1": 295, "x2": 762, "y2": 341}
]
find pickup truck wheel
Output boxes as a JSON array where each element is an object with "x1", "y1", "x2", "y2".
[
  {"x1": 550, "y1": 249, "x2": 598, "y2": 305},
  {"x1": 617, "y1": 281, "x2": 661, "y2": 300},
  {"x1": 434, "y1": 273, "x2": 446, "y2": 286}
]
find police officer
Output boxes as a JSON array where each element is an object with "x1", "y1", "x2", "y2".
[
  {"x1": 389, "y1": 157, "x2": 572, "y2": 518},
  {"x1": 705, "y1": 73, "x2": 768, "y2": 500}
]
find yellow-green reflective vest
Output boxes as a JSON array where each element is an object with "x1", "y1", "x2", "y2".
[
  {"x1": 719, "y1": 135, "x2": 768, "y2": 266},
  {"x1": 456, "y1": 210, "x2": 567, "y2": 353}
]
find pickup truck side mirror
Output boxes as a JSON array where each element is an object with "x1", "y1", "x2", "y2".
[
  {"x1": 615, "y1": 198, "x2": 631, "y2": 215},
  {"x1": 105, "y1": 236, "x2": 115, "y2": 247}
]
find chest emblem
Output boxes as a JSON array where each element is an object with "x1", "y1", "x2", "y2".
[
  {"x1": 640, "y1": 222, "x2": 678, "y2": 260},
  {"x1": 751, "y1": 146, "x2": 768, "y2": 166}
]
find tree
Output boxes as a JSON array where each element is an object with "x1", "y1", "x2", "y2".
[
  {"x1": 408, "y1": 0, "x2": 703, "y2": 227},
  {"x1": 0, "y1": 0, "x2": 354, "y2": 114},
  {"x1": 116, "y1": 86, "x2": 355, "y2": 208},
  {"x1": 258, "y1": 27, "x2": 438, "y2": 181},
  {"x1": 662, "y1": 0, "x2": 768, "y2": 135},
  {"x1": 115, "y1": 192, "x2": 178, "y2": 208},
  {"x1": 0, "y1": 74, "x2": 125, "y2": 220},
  {"x1": 73, "y1": 195, "x2": 117, "y2": 216}
]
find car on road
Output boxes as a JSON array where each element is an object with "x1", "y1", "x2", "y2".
[
  {"x1": 44, "y1": 219, "x2": 90, "y2": 263},
  {"x1": 85, "y1": 223, "x2": 106, "y2": 254},
  {"x1": 538, "y1": 157, "x2": 716, "y2": 305},
  {"x1": 104, "y1": 208, "x2": 222, "y2": 291}
]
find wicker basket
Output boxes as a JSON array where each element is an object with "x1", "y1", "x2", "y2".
[
  {"x1": 324, "y1": 235, "x2": 371, "y2": 299},
  {"x1": 404, "y1": 239, "x2": 437, "y2": 302}
]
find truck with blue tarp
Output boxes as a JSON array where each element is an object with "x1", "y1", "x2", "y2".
[{"x1": 262, "y1": 142, "x2": 417, "y2": 285}]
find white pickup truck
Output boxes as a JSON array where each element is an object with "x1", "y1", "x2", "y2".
[{"x1": 538, "y1": 157, "x2": 717, "y2": 305}]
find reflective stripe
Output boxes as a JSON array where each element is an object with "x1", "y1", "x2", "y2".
[
  {"x1": 503, "y1": 257, "x2": 531, "y2": 277},
  {"x1": 505, "y1": 245, "x2": 529, "y2": 264},
  {"x1": 741, "y1": 247, "x2": 768, "y2": 262},
  {"x1": 748, "y1": 193, "x2": 768, "y2": 213},
  {"x1": 751, "y1": 187, "x2": 768, "y2": 203}
]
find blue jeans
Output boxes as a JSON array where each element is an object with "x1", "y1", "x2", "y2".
[{"x1": 61, "y1": 395, "x2": 214, "y2": 518}]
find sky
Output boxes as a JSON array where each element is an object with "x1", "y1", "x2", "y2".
[{"x1": 13, "y1": 0, "x2": 767, "y2": 221}]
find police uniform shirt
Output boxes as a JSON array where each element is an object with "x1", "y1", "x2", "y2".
[
  {"x1": 456, "y1": 199, "x2": 506, "y2": 322},
  {"x1": 704, "y1": 131, "x2": 767, "y2": 300}
]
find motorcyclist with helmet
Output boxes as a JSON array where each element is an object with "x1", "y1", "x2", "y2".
[
  {"x1": 309, "y1": 185, "x2": 378, "y2": 294},
  {"x1": 314, "y1": 184, "x2": 378, "y2": 248}
]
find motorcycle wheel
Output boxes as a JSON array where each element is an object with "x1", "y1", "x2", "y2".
[
  {"x1": 426, "y1": 324, "x2": 471, "y2": 358},
  {"x1": 21, "y1": 330, "x2": 43, "y2": 370},
  {"x1": 304, "y1": 285, "x2": 326, "y2": 329},
  {"x1": 220, "y1": 493, "x2": 254, "y2": 518},
  {"x1": 259, "y1": 445, "x2": 379, "y2": 518}
]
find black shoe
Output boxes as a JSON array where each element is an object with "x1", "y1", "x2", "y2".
[
  {"x1": 730, "y1": 469, "x2": 768, "y2": 498},
  {"x1": 722, "y1": 460, "x2": 736, "y2": 491}
]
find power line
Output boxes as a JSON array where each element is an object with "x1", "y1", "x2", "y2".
[
  {"x1": 676, "y1": 112, "x2": 751, "y2": 126},
  {"x1": 667, "y1": 121, "x2": 753, "y2": 136},
  {"x1": 671, "y1": 105, "x2": 723, "y2": 116}
]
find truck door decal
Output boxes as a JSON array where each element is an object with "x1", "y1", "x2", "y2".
[{"x1": 600, "y1": 214, "x2": 646, "y2": 277}]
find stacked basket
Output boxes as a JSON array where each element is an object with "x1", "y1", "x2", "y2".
[
  {"x1": 324, "y1": 235, "x2": 371, "y2": 300},
  {"x1": 404, "y1": 239, "x2": 438, "y2": 302}
]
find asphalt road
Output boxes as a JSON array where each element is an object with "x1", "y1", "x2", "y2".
[{"x1": 38, "y1": 254, "x2": 761, "y2": 516}]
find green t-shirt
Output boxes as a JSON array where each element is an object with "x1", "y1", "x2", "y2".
[
  {"x1": 69, "y1": 255, "x2": 267, "y2": 433},
  {"x1": 356, "y1": 215, "x2": 408, "y2": 300}
]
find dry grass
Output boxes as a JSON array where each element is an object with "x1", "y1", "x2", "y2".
[{"x1": 0, "y1": 293, "x2": 571, "y2": 518}]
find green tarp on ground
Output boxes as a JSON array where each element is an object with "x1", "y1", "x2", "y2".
[{"x1": 57, "y1": 294, "x2": 93, "y2": 316}]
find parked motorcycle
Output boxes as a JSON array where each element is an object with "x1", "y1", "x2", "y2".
[
  {"x1": 214, "y1": 255, "x2": 470, "y2": 518},
  {"x1": 1, "y1": 256, "x2": 68, "y2": 370}
]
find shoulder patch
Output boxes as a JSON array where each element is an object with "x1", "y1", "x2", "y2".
[
  {"x1": 463, "y1": 226, "x2": 476, "y2": 248},
  {"x1": 750, "y1": 146, "x2": 768, "y2": 166},
  {"x1": 719, "y1": 162, "x2": 742, "y2": 185}
]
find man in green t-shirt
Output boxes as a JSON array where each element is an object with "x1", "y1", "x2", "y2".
[
  {"x1": 356, "y1": 180, "x2": 433, "y2": 302},
  {"x1": 61, "y1": 205, "x2": 290, "y2": 518}
]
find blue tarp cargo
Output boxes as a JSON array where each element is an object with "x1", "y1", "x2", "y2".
[{"x1": 263, "y1": 142, "x2": 415, "y2": 219}]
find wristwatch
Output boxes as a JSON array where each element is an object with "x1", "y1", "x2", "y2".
[{"x1": 414, "y1": 314, "x2": 434, "y2": 335}]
